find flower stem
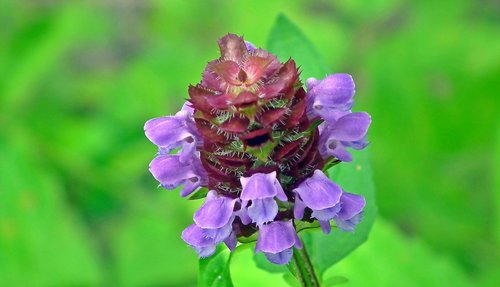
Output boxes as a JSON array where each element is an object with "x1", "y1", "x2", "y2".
[{"x1": 288, "y1": 243, "x2": 321, "y2": 286}]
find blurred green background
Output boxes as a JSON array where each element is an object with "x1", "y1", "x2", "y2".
[{"x1": 0, "y1": 0, "x2": 499, "y2": 286}]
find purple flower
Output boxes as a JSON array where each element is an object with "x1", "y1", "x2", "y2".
[
  {"x1": 194, "y1": 191, "x2": 236, "y2": 228},
  {"x1": 240, "y1": 171, "x2": 288, "y2": 226},
  {"x1": 149, "y1": 154, "x2": 207, "y2": 197},
  {"x1": 255, "y1": 220, "x2": 303, "y2": 265},
  {"x1": 318, "y1": 112, "x2": 371, "y2": 162},
  {"x1": 293, "y1": 170, "x2": 343, "y2": 234},
  {"x1": 144, "y1": 102, "x2": 201, "y2": 163},
  {"x1": 181, "y1": 224, "x2": 219, "y2": 257},
  {"x1": 333, "y1": 192, "x2": 366, "y2": 232},
  {"x1": 182, "y1": 191, "x2": 238, "y2": 257},
  {"x1": 306, "y1": 74, "x2": 355, "y2": 121},
  {"x1": 145, "y1": 34, "x2": 372, "y2": 265}
]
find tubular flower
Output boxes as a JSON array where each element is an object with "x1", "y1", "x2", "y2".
[
  {"x1": 240, "y1": 171, "x2": 287, "y2": 226},
  {"x1": 256, "y1": 220, "x2": 303, "y2": 264},
  {"x1": 181, "y1": 191, "x2": 238, "y2": 257},
  {"x1": 145, "y1": 34, "x2": 371, "y2": 265}
]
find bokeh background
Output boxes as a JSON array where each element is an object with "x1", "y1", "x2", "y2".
[{"x1": 1, "y1": 0, "x2": 499, "y2": 286}]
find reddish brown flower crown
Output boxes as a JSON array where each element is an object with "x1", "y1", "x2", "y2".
[{"x1": 188, "y1": 34, "x2": 323, "y2": 197}]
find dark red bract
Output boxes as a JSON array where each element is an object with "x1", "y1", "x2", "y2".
[{"x1": 188, "y1": 34, "x2": 323, "y2": 194}]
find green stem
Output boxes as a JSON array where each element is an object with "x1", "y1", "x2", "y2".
[{"x1": 288, "y1": 242, "x2": 321, "y2": 287}]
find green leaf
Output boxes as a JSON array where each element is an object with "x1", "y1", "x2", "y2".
[
  {"x1": 188, "y1": 187, "x2": 210, "y2": 200},
  {"x1": 322, "y1": 219, "x2": 473, "y2": 287},
  {"x1": 267, "y1": 14, "x2": 377, "y2": 277},
  {"x1": 0, "y1": 140, "x2": 102, "y2": 286},
  {"x1": 199, "y1": 246, "x2": 234, "y2": 287},
  {"x1": 231, "y1": 244, "x2": 291, "y2": 287},
  {"x1": 109, "y1": 190, "x2": 199, "y2": 286},
  {"x1": 0, "y1": 4, "x2": 91, "y2": 117},
  {"x1": 494, "y1": 121, "x2": 500, "y2": 247},
  {"x1": 267, "y1": 14, "x2": 329, "y2": 80}
]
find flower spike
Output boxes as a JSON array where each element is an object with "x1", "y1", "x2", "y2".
[{"x1": 145, "y1": 34, "x2": 371, "y2": 265}]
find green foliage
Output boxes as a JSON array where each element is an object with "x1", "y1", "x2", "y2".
[
  {"x1": 199, "y1": 246, "x2": 233, "y2": 287},
  {"x1": 0, "y1": 141, "x2": 102, "y2": 286},
  {"x1": 267, "y1": 14, "x2": 328, "y2": 79},
  {"x1": 109, "y1": 192, "x2": 199, "y2": 286},
  {"x1": 0, "y1": 0, "x2": 498, "y2": 286},
  {"x1": 324, "y1": 219, "x2": 473, "y2": 287},
  {"x1": 230, "y1": 244, "x2": 294, "y2": 287}
]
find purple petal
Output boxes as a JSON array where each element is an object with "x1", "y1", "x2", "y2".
[
  {"x1": 309, "y1": 74, "x2": 355, "y2": 113},
  {"x1": 203, "y1": 222, "x2": 234, "y2": 242},
  {"x1": 335, "y1": 192, "x2": 366, "y2": 221},
  {"x1": 335, "y1": 213, "x2": 364, "y2": 232},
  {"x1": 178, "y1": 141, "x2": 197, "y2": 163},
  {"x1": 319, "y1": 220, "x2": 332, "y2": 234},
  {"x1": 274, "y1": 180, "x2": 288, "y2": 201},
  {"x1": 234, "y1": 205, "x2": 252, "y2": 225},
  {"x1": 293, "y1": 170, "x2": 342, "y2": 210},
  {"x1": 149, "y1": 155, "x2": 197, "y2": 189},
  {"x1": 191, "y1": 154, "x2": 208, "y2": 183},
  {"x1": 321, "y1": 109, "x2": 352, "y2": 123},
  {"x1": 264, "y1": 248, "x2": 294, "y2": 265},
  {"x1": 247, "y1": 198, "x2": 278, "y2": 226},
  {"x1": 194, "y1": 245, "x2": 217, "y2": 258},
  {"x1": 343, "y1": 135, "x2": 369, "y2": 150},
  {"x1": 224, "y1": 232, "x2": 237, "y2": 251},
  {"x1": 293, "y1": 197, "x2": 306, "y2": 220},
  {"x1": 294, "y1": 233, "x2": 303, "y2": 249},
  {"x1": 194, "y1": 191, "x2": 236, "y2": 229},
  {"x1": 311, "y1": 205, "x2": 341, "y2": 221},
  {"x1": 181, "y1": 224, "x2": 216, "y2": 248},
  {"x1": 240, "y1": 172, "x2": 279, "y2": 200},
  {"x1": 144, "y1": 115, "x2": 193, "y2": 150},
  {"x1": 145, "y1": 106, "x2": 202, "y2": 164},
  {"x1": 180, "y1": 178, "x2": 202, "y2": 197},
  {"x1": 329, "y1": 112, "x2": 371, "y2": 141},
  {"x1": 255, "y1": 220, "x2": 298, "y2": 254},
  {"x1": 321, "y1": 137, "x2": 353, "y2": 162}
]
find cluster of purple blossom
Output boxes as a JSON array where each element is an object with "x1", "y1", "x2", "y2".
[{"x1": 144, "y1": 37, "x2": 370, "y2": 265}]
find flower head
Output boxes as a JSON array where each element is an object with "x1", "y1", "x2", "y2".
[{"x1": 145, "y1": 34, "x2": 371, "y2": 265}]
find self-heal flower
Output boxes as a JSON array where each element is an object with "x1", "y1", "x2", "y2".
[
  {"x1": 240, "y1": 171, "x2": 287, "y2": 226},
  {"x1": 333, "y1": 192, "x2": 366, "y2": 232},
  {"x1": 181, "y1": 224, "x2": 219, "y2": 258},
  {"x1": 149, "y1": 154, "x2": 207, "y2": 197},
  {"x1": 293, "y1": 169, "x2": 343, "y2": 234},
  {"x1": 182, "y1": 191, "x2": 237, "y2": 257},
  {"x1": 145, "y1": 33, "x2": 371, "y2": 266},
  {"x1": 318, "y1": 112, "x2": 371, "y2": 162},
  {"x1": 194, "y1": 191, "x2": 237, "y2": 242},
  {"x1": 255, "y1": 220, "x2": 302, "y2": 265},
  {"x1": 144, "y1": 103, "x2": 201, "y2": 163},
  {"x1": 306, "y1": 74, "x2": 355, "y2": 121}
]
